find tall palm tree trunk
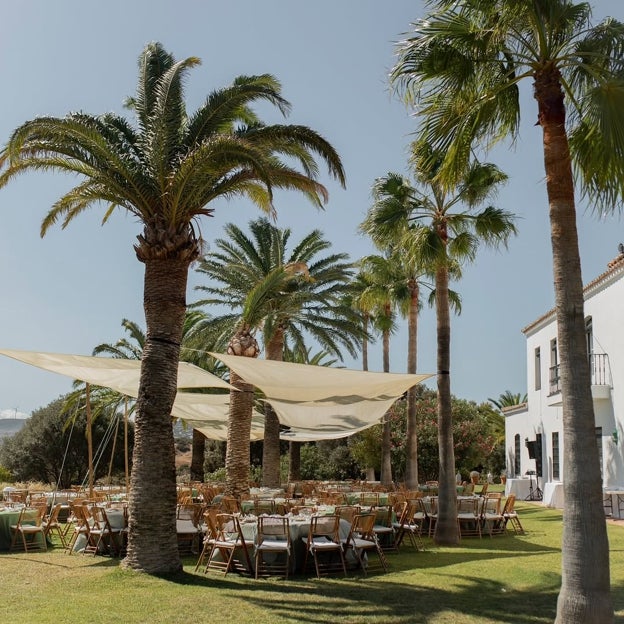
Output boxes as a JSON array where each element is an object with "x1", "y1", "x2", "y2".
[
  {"x1": 534, "y1": 69, "x2": 613, "y2": 623},
  {"x1": 288, "y1": 442, "x2": 301, "y2": 482},
  {"x1": 405, "y1": 280, "x2": 419, "y2": 489},
  {"x1": 124, "y1": 256, "x2": 188, "y2": 574},
  {"x1": 434, "y1": 264, "x2": 459, "y2": 545},
  {"x1": 190, "y1": 430, "x2": 206, "y2": 482},
  {"x1": 225, "y1": 370, "x2": 255, "y2": 500},
  {"x1": 362, "y1": 314, "x2": 369, "y2": 372},
  {"x1": 380, "y1": 313, "x2": 393, "y2": 488},
  {"x1": 262, "y1": 330, "x2": 285, "y2": 487}
]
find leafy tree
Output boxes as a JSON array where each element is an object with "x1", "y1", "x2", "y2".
[
  {"x1": 0, "y1": 395, "x2": 130, "y2": 487},
  {"x1": 392, "y1": 3, "x2": 624, "y2": 616},
  {"x1": 360, "y1": 143, "x2": 515, "y2": 545},
  {"x1": 349, "y1": 387, "x2": 498, "y2": 482},
  {"x1": 0, "y1": 43, "x2": 344, "y2": 573}
]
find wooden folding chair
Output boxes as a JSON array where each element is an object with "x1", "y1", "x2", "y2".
[
  {"x1": 255, "y1": 515, "x2": 291, "y2": 579},
  {"x1": 9, "y1": 506, "x2": 47, "y2": 552},
  {"x1": 302, "y1": 514, "x2": 346, "y2": 578}
]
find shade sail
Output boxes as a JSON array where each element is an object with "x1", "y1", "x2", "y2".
[
  {"x1": 209, "y1": 352, "x2": 431, "y2": 402},
  {"x1": 171, "y1": 393, "x2": 265, "y2": 441},
  {"x1": 265, "y1": 395, "x2": 398, "y2": 432},
  {"x1": 0, "y1": 348, "x2": 235, "y2": 396}
]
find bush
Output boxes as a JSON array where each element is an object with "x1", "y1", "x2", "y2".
[{"x1": 0, "y1": 466, "x2": 12, "y2": 482}]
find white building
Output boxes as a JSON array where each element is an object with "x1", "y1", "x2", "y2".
[{"x1": 504, "y1": 249, "x2": 624, "y2": 507}]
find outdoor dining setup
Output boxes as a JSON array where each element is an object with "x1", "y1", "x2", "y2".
[{"x1": 0, "y1": 478, "x2": 525, "y2": 580}]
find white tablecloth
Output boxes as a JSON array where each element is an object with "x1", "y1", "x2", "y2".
[
  {"x1": 505, "y1": 478, "x2": 532, "y2": 500},
  {"x1": 542, "y1": 482, "x2": 564, "y2": 508}
]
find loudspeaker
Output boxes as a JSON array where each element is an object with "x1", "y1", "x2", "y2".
[{"x1": 526, "y1": 441, "x2": 537, "y2": 459}]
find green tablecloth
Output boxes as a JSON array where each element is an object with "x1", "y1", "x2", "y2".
[
  {"x1": 0, "y1": 508, "x2": 47, "y2": 551},
  {"x1": 0, "y1": 508, "x2": 21, "y2": 550}
]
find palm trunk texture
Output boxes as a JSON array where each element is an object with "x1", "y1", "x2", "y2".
[
  {"x1": 405, "y1": 280, "x2": 419, "y2": 489},
  {"x1": 534, "y1": 68, "x2": 613, "y2": 623},
  {"x1": 123, "y1": 256, "x2": 188, "y2": 574},
  {"x1": 380, "y1": 319, "x2": 393, "y2": 487},
  {"x1": 190, "y1": 429, "x2": 206, "y2": 482},
  {"x1": 262, "y1": 330, "x2": 285, "y2": 487},
  {"x1": 225, "y1": 370, "x2": 254, "y2": 500},
  {"x1": 434, "y1": 264, "x2": 459, "y2": 545}
]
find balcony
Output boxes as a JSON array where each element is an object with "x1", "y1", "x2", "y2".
[{"x1": 548, "y1": 353, "x2": 612, "y2": 404}]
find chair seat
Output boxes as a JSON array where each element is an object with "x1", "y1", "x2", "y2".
[{"x1": 256, "y1": 539, "x2": 290, "y2": 551}]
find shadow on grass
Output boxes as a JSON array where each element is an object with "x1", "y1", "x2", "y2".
[{"x1": 157, "y1": 569, "x2": 624, "y2": 624}]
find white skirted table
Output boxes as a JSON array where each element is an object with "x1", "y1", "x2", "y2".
[
  {"x1": 542, "y1": 482, "x2": 564, "y2": 508},
  {"x1": 505, "y1": 478, "x2": 532, "y2": 501}
]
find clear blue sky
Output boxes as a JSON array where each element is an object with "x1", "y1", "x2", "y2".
[{"x1": 0, "y1": 0, "x2": 623, "y2": 417}]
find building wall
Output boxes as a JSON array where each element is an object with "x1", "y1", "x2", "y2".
[{"x1": 506, "y1": 260, "x2": 624, "y2": 488}]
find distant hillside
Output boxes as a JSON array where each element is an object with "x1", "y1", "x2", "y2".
[{"x1": 0, "y1": 419, "x2": 26, "y2": 438}]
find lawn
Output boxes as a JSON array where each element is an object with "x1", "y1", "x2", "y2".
[{"x1": 2, "y1": 503, "x2": 623, "y2": 624}]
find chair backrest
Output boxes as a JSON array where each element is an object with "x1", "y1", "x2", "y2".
[
  {"x1": 177, "y1": 503, "x2": 203, "y2": 527},
  {"x1": 220, "y1": 496, "x2": 242, "y2": 514},
  {"x1": 257, "y1": 515, "x2": 290, "y2": 545},
  {"x1": 359, "y1": 492, "x2": 379, "y2": 507},
  {"x1": 463, "y1": 483, "x2": 475, "y2": 495},
  {"x1": 307, "y1": 514, "x2": 340, "y2": 542},
  {"x1": 398, "y1": 500, "x2": 418, "y2": 525},
  {"x1": 335, "y1": 505, "x2": 360, "y2": 523},
  {"x1": 504, "y1": 494, "x2": 517, "y2": 514},
  {"x1": 253, "y1": 498, "x2": 276, "y2": 515},
  {"x1": 47, "y1": 502, "x2": 64, "y2": 524},
  {"x1": 348, "y1": 513, "x2": 376, "y2": 542},
  {"x1": 422, "y1": 496, "x2": 437, "y2": 515},
  {"x1": 17, "y1": 507, "x2": 42, "y2": 527},
  {"x1": 457, "y1": 497, "x2": 479, "y2": 515},
  {"x1": 214, "y1": 513, "x2": 243, "y2": 542},
  {"x1": 477, "y1": 483, "x2": 489, "y2": 497},
  {"x1": 483, "y1": 493, "x2": 502, "y2": 514},
  {"x1": 372, "y1": 505, "x2": 393, "y2": 527}
]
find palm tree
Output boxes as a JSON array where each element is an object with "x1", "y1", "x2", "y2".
[
  {"x1": 488, "y1": 390, "x2": 528, "y2": 411},
  {"x1": 361, "y1": 143, "x2": 515, "y2": 545},
  {"x1": 357, "y1": 254, "x2": 400, "y2": 487},
  {"x1": 391, "y1": 3, "x2": 624, "y2": 618},
  {"x1": 195, "y1": 218, "x2": 361, "y2": 490},
  {"x1": 362, "y1": 180, "x2": 438, "y2": 489},
  {"x1": 0, "y1": 43, "x2": 345, "y2": 574}
]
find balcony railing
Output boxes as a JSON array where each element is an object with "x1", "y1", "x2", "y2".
[{"x1": 548, "y1": 353, "x2": 612, "y2": 396}]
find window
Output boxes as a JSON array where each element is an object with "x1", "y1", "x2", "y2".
[
  {"x1": 552, "y1": 432, "x2": 560, "y2": 480},
  {"x1": 534, "y1": 347, "x2": 541, "y2": 390},
  {"x1": 549, "y1": 338, "x2": 560, "y2": 394},
  {"x1": 514, "y1": 434, "x2": 521, "y2": 477}
]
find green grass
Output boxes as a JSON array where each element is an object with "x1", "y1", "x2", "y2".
[{"x1": 2, "y1": 503, "x2": 624, "y2": 624}]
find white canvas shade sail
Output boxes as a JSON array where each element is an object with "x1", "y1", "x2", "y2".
[
  {"x1": 265, "y1": 395, "x2": 398, "y2": 433},
  {"x1": 209, "y1": 352, "x2": 431, "y2": 402},
  {"x1": 0, "y1": 348, "x2": 432, "y2": 442},
  {"x1": 171, "y1": 393, "x2": 265, "y2": 441},
  {"x1": 0, "y1": 348, "x2": 235, "y2": 396}
]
